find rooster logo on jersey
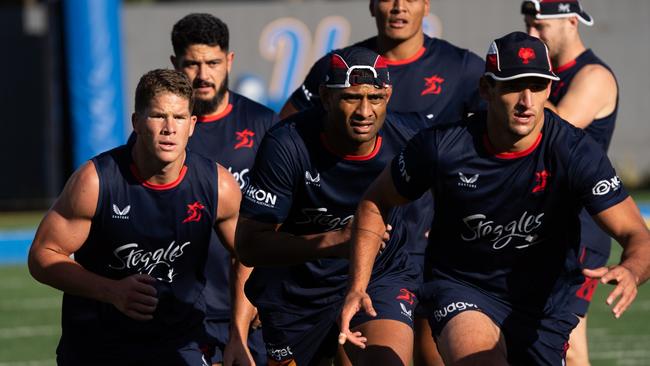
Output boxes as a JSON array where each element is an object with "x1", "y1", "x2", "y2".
[
  {"x1": 234, "y1": 129, "x2": 255, "y2": 149},
  {"x1": 421, "y1": 75, "x2": 445, "y2": 96},
  {"x1": 182, "y1": 201, "x2": 205, "y2": 223}
]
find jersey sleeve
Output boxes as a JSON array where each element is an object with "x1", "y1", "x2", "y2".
[
  {"x1": 461, "y1": 51, "x2": 487, "y2": 114},
  {"x1": 240, "y1": 130, "x2": 297, "y2": 223},
  {"x1": 568, "y1": 135, "x2": 628, "y2": 215},
  {"x1": 386, "y1": 112, "x2": 432, "y2": 139},
  {"x1": 390, "y1": 129, "x2": 437, "y2": 201},
  {"x1": 285, "y1": 54, "x2": 330, "y2": 111}
]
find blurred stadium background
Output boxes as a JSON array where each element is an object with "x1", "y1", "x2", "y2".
[{"x1": 1, "y1": 0, "x2": 648, "y2": 365}]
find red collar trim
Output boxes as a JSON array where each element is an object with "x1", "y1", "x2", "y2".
[
  {"x1": 483, "y1": 133, "x2": 542, "y2": 159},
  {"x1": 320, "y1": 134, "x2": 383, "y2": 161},
  {"x1": 129, "y1": 164, "x2": 188, "y2": 190},
  {"x1": 197, "y1": 103, "x2": 233, "y2": 123},
  {"x1": 384, "y1": 47, "x2": 426, "y2": 66},
  {"x1": 553, "y1": 59, "x2": 577, "y2": 73}
]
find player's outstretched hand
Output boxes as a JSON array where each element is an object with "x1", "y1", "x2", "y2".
[
  {"x1": 110, "y1": 274, "x2": 158, "y2": 321},
  {"x1": 583, "y1": 265, "x2": 639, "y2": 319},
  {"x1": 223, "y1": 337, "x2": 255, "y2": 366},
  {"x1": 337, "y1": 290, "x2": 376, "y2": 349}
]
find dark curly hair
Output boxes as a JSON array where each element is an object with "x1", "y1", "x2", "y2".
[
  {"x1": 134, "y1": 69, "x2": 194, "y2": 113},
  {"x1": 171, "y1": 13, "x2": 229, "y2": 56}
]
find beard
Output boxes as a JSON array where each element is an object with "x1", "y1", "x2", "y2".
[{"x1": 192, "y1": 74, "x2": 229, "y2": 117}]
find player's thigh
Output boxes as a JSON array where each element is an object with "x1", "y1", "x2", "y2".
[
  {"x1": 566, "y1": 315, "x2": 590, "y2": 366},
  {"x1": 437, "y1": 310, "x2": 507, "y2": 366},
  {"x1": 414, "y1": 316, "x2": 444, "y2": 366},
  {"x1": 344, "y1": 318, "x2": 413, "y2": 366}
]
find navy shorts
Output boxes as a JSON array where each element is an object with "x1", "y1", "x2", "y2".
[
  {"x1": 260, "y1": 280, "x2": 418, "y2": 366},
  {"x1": 203, "y1": 319, "x2": 266, "y2": 365},
  {"x1": 568, "y1": 246, "x2": 610, "y2": 316},
  {"x1": 420, "y1": 277, "x2": 579, "y2": 365},
  {"x1": 569, "y1": 210, "x2": 612, "y2": 316}
]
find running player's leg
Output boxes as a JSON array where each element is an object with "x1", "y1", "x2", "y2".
[
  {"x1": 344, "y1": 283, "x2": 417, "y2": 365},
  {"x1": 414, "y1": 317, "x2": 444, "y2": 366},
  {"x1": 437, "y1": 310, "x2": 507, "y2": 365},
  {"x1": 345, "y1": 319, "x2": 413, "y2": 366},
  {"x1": 566, "y1": 315, "x2": 590, "y2": 366}
]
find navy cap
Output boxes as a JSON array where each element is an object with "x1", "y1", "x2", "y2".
[
  {"x1": 521, "y1": 0, "x2": 593, "y2": 26},
  {"x1": 484, "y1": 32, "x2": 559, "y2": 81},
  {"x1": 324, "y1": 46, "x2": 390, "y2": 89}
]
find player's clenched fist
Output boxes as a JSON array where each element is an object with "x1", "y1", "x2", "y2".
[{"x1": 109, "y1": 274, "x2": 159, "y2": 321}]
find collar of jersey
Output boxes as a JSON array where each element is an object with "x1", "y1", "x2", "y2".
[
  {"x1": 482, "y1": 132, "x2": 543, "y2": 160},
  {"x1": 129, "y1": 163, "x2": 188, "y2": 190},
  {"x1": 320, "y1": 133, "x2": 383, "y2": 161},
  {"x1": 197, "y1": 103, "x2": 233, "y2": 123},
  {"x1": 383, "y1": 47, "x2": 426, "y2": 66},
  {"x1": 553, "y1": 59, "x2": 577, "y2": 74}
]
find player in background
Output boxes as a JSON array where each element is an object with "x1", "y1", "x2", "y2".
[
  {"x1": 169, "y1": 13, "x2": 278, "y2": 366},
  {"x1": 236, "y1": 47, "x2": 429, "y2": 366},
  {"x1": 281, "y1": 4, "x2": 485, "y2": 362},
  {"x1": 522, "y1": 1, "x2": 619, "y2": 364},
  {"x1": 28, "y1": 69, "x2": 242, "y2": 365},
  {"x1": 339, "y1": 32, "x2": 650, "y2": 365}
]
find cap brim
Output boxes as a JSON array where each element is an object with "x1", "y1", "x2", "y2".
[
  {"x1": 484, "y1": 71, "x2": 560, "y2": 81},
  {"x1": 534, "y1": 11, "x2": 594, "y2": 26}
]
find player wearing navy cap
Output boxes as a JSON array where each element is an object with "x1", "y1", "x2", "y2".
[
  {"x1": 339, "y1": 32, "x2": 650, "y2": 365},
  {"x1": 522, "y1": 2, "x2": 619, "y2": 363},
  {"x1": 28, "y1": 69, "x2": 242, "y2": 365},
  {"x1": 169, "y1": 13, "x2": 278, "y2": 366},
  {"x1": 236, "y1": 46, "x2": 428, "y2": 366},
  {"x1": 281, "y1": 4, "x2": 484, "y2": 362}
]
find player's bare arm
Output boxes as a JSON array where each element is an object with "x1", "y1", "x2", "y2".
[
  {"x1": 339, "y1": 167, "x2": 411, "y2": 348},
  {"x1": 235, "y1": 217, "x2": 352, "y2": 267},
  {"x1": 224, "y1": 259, "x2": 256, "y2": 366},
  {"x1": 546, "y1": 64, "x2": 617, "y2": 128},
  {"x1": 214, "y1": 164, "x2": 242, "y2": 253},
  {"x1": 28, "y1": 161, "x2": 158, "y2": 321},
  {"x1": 587, "y1": 196, "x2": 650, "y2": 318},
  {"x1": 211, "y1": 164, "x2": 255, "y2": 366}
]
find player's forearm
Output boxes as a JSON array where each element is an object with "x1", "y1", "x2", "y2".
[
  {"x1": 236, "y1": 226, "x2": 347, "y2": 266},
  {"x1": 348, "y1": 199, "x2": 387, "y2": 292},
  {"x1": 230, "y1": 260, "x2": 256, "y2": 342},
  {"x1": 619, "y1": 233, "x2": 650, "y2": 286},
  {"x1": 28, "y1": 248, "x2": 116, "y2": 304}
]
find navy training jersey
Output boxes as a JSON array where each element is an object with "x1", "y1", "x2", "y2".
[
  {"x1": 240, "y1": 108, "x2": 428, "y2": 310},
  {"x1": 286, "y1": 35, "x2": 485, "y2": 261},
  {"x1": 188, "y1": 91, "x2": 278, "y2": 321},
  {"x1": 391, "y1": 110, "x2": 628, "y2": 314},
  {"x1": 58, "y1": 145, "x2": 218, "y2": 360},
  {"x1": 550, "y1": 50, "x2": 619, "y2": 257},
  {"x1": 288, "y1": 35, "x2": 485, "y2": 123}
]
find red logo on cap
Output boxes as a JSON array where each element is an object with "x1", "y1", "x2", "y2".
[
  {"x1": 487, "y1": 54, "x2": 498, "y2": 72},
  {"x1": 518, "y1": 47, "x2": 536, "y2": 64}
]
